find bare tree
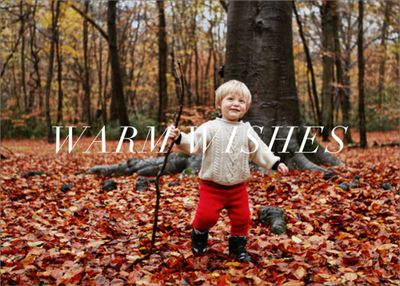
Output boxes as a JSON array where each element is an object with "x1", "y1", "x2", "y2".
[
  {"x1": 107, "y1": 0, "x2": 130, "y2": 126},
  {"x1": 45, "y1": 0, "x2": 61, "y2": 143},
  {"x1": 82, "y1": 0, "x2": 92, "y2": 127},
  {"x1": 28, "y1": 0, "x2": 42, "y2": 113},
  {"x1": 320, "y1": 0, "x2": 336, "y2": 141},
  {"x1": 377, "y1": 0, "x2": 392, "y2": 109},
  {"x1": 358, "y1": 0, "x2": 367, "y2": 148},
  {"x1": 19, "y1": 0, "x2": 28, "y2": 112},
  {"x1": 157, "y1": 0, "x2": 168, "y2": 123},
  {"x1": 293, "y1": 2, "x2": 322, "y2": 126}
]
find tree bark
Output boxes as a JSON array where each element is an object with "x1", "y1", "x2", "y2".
[
  {"x1": 191, "y1": 4, "x2": 200, "y2": 105},
  {"x1": 56, "y1": 14, "x2": 63, "y2": 124},
  {"x1": 332, "y1": 1, "x2": 352, "y2": 144},
  {"x1": 320, "y1": 0, "x2": 336, "y2": 141},
  {"x1": 19, "y1": 0, "x2": 28, "y2": 113},
  {"x1": 107, "y1": 0, "x2": 130, "y2": 126},
  {"x1": 103, "y1": 54, "x2": 110, "y2": 125},
  {"x1": 341, "y1": 2, "x2": 354, "y2": 144},
  {"x1": 358, "y1": 0, "x2": 367, "y2": 148},
  {"x1": 225, "y1": 1, "x2": 341, "y2": 171},
  {"x1": 28, "y1": 0, "x2": 41, "y2": 113},
  {"x1": 157, "y1": 0, "x2": 168, "y2": 123},
  {"x1": 83, "y1": 0, "x2": 92, "y2": 127},
  {"x1": 45, "y1": 0, "x2": 61, "y2": 143}
]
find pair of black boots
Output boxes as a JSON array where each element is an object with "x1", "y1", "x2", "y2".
[{"x1": 191, "y1": 229, "x2": 253, "y2": 262}]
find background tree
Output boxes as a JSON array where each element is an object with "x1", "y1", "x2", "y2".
[
  {"x1": 82, "y1": 0, "x2": 91, "y2": 127},
  {"x1": 320, "y1": 0, "x2": 336, "y2": 141},
  {"x1": 358, "y1": 0, "x2": 367, "y2": 148},
  {"x1": 377, "y1": 0, "x2": 392, "y2": 110},
  {"x1": 293, "y1": 1, "x2": 322, "y2": 127},
  {"x1": 44, "y1": 0, "x2": 61, "y2": 143},
  {"x1": 157, "y1": 0, "x2": 168, "y2": 123},
  {"x1": 107, "y1": 0, "x2": 130, "y2": 127}
]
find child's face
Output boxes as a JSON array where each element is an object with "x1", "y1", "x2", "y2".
[{"x1": 218, "y1": 93, "x2": 248, "y2": 121}]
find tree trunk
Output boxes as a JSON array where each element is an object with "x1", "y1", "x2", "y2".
[
  {"x1": 157, "y1": 0, "x2": 168, "y2": 123},
  {"x1": 293, "y1": 2, "x2": 322, "y2": 126},
  {"x1": 194, "y1": 42, "x2": 200, "y2": 105},
  {"x1": 320, "y1": 1, "x2": 336, "y2": 141},
  {"x1": 107, "y1": 0, "x2": 130, "y2": 126},
  {"x1": 19, "y1": 0, "x2": 28, "y2": 113},
  {"x1": 332, "y1": 1, "x2": 352, "y2": 144},
  {"x1": 126, "y1": 3, "x2": 143, "y2": 112},
  {"x1": 28, "y1": 0, "x2": 41, "y2": 114},
  {"x1": 341, "y1": 2, "x2": 354, "y2": 144},
  {"x1": 103, "y1": 54, "x2": 110, "y2": 125},
  {"x1": 83, "y1": 0, "x2": 92, "y2": 127},
  {"x1": 56, "y1": 17, "x2": 63, "y2": 124},
  {"x1": 45, "y1": 0, "x2": 61, "y2": 143},
  {"x1": 187, "y1": 51, "x2": 193, "y2": 107},
  {"x1": 306, "y1": 71, "x2": 317, "y2": 123},
  {"x1": 204, "y1": 47, "x2": 212, "y2": 105},
  {"x1": 74, "y1": 80, "x2": 80, "y2": 123},
  {"x1": 358, "y1": 0, "x2": 367, "y2": 148},
  {"x1": 192, "y1": 4, "x2": 200, "y2": 105},
  {"x1": 396, "y1": 35, "x2": 400, "y2": 86},
  {"x1": 377, "y1": 0, "x2": 391, "y2": 110},
  {"x1": 225, "y1": 1, "x2": 341, "y2": 171}
]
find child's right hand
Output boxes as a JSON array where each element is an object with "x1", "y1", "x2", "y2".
[
  {"x1": 168, "y1": 126, "x2": 181, "y2": 142},
  {"x1": 277, "y1": 163, "x2": 289, "y2": 175}
]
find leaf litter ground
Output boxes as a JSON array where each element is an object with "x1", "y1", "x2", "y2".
[{"x1": 1, "y1": 131, "x2": 399, "y2": 285}]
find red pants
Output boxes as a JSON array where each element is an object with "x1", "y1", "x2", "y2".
[{"x1": 192, "y1": 180, "x2": 251, "y2": 236}]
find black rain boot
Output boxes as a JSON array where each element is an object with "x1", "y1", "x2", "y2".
[
  {"x1": 229, "y1": 236, "x2": 253, "y2": 262},
  {"x1": 191, "y1": 228, "x2": 208, "y2": 254}
]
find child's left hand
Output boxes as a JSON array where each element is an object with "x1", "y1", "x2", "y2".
[{"x1": 277, "y1": 163, "x2": 289, "y2": 175}]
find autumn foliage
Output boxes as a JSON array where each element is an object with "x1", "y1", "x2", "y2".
[{"x1": 1, "y1": 131, "x2": 399, "y2": 285}]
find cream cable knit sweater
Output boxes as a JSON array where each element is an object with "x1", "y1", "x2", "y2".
[{"x1": 176, "y1": 117, "x2": 280, "y2": 186}]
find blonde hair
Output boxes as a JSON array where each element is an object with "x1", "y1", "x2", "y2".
[{"x1": 215, "y1": 80, "x2": 252, "y2": 110}]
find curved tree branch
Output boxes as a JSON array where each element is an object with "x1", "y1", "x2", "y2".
[{"x1": 69, "y1": 3, "x2": 109, "y2": 42}]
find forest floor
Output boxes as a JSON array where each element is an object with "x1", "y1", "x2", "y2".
[{"x1": 1, "y1": 130, "x2": 399, "y2": 285}]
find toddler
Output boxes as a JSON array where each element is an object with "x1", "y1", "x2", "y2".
[{"x1": 169, "y1": 80, "x2": 288, "y2": 262}]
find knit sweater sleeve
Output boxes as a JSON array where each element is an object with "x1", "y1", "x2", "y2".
[
  {"x1": 174, "y1": 122, "x2": 209, "y2": 155},
  {"x1": 247, "y1": 123, "x2": 280, "y2": 170}
]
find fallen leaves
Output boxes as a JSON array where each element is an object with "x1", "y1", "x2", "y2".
[{"x1": 0, "y1": 137, "x2": 399, "y2": 284}]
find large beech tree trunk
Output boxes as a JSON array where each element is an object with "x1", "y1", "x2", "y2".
[{"x1": 225, "y1": 1, "x2": 341, "y2": 171}]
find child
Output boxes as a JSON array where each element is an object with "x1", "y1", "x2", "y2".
[{"x1": 168, "y1": 80, "x2": 288, "y2": 262}]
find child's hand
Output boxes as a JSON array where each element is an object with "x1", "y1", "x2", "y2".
[
  {"x1": 277, "y1": 163, "x2": 289, "y2": 175},
  {"x1": 168, "y1": 126, "x2": 181, "y2": 142}
]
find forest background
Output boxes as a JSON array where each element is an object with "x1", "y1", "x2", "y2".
[{"x1": 0, "y1": 0, "x2": 399, "y2": 141}]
